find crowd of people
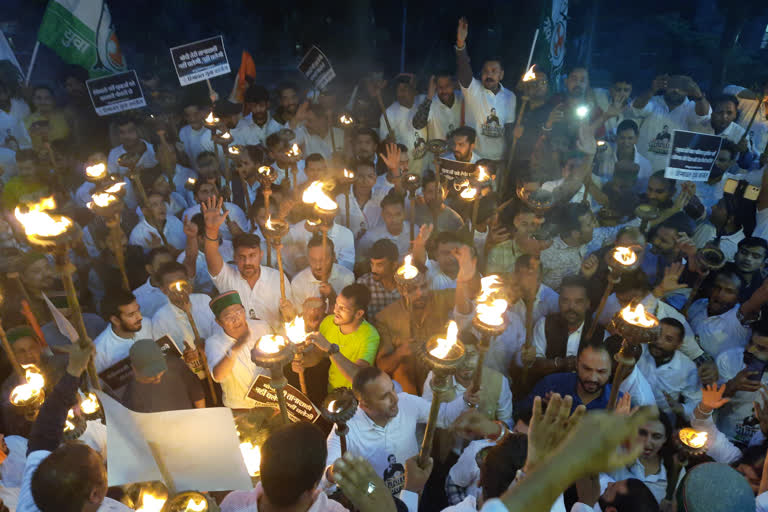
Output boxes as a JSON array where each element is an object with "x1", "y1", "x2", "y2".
[{"x1": 0, "y1": 14, "x2": 767, "y2": 512}]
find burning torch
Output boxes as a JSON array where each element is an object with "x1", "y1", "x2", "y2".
[{"x1": 251, "y1": 334, "x2": 294, "y2": 424}]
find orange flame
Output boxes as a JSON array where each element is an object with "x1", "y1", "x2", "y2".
[
  {"x1": 104, "y1": 182, "x2": 126, "y2": 194},
  {"x1": 343, "y1": 168, "x2": 355, "y2": 179},
  {"x1": 184, "y1": 497, "x2": 207, "y2": 512},
  {"x1": 85, "y1": 162, "x2": 107, "y2": 179},
  {"x1": 287, "y1": 143, "x2": 301, "y2": 157},
  {"x1": 476, "y1": 275, "x2": 507, "y2": 326},
  {"x1": 302, "y1": 181, "x2": 338, "y2": 211},
  {"x1": 257, "y1": 334, "x2": 287, "y2": 354},
  {"x1": 397, "y1": 254, "x2": 419, "y2": 280},
  {"x1": 88, "y1": 192, "x2": 117, "y2": 209},
  {"x1": 476, "y1": 166, "x2": 490, "y2": 182},
  {"x1": 204, "y1": 112, "x2": 219, "y2": 125},
  {"x1": 228, "y1": 145, "x2": 242, "y2": 155},
  {"x1": 620, "y1": 303, "x2": 657, "y2": 328},
  {"x1": 523, "y1": 65, "x2": 537, "y2": 82},
  {"x1": 430, "y1": 321, "x2": 458, "y2": 359},
  {"x1": 285, "y1": 316, "x2": 308, "y2": 344},
  {"x1": 240, "y1": 441, "x2": 261, "y2": 476},
  {"x1": 10, "y1": 365, "x2": 45, "y2": 404},
  {"x1": 612, "y1": 246, "x2": 637, "y2": 266},
  {"x1": 135, "y1": 491, "x2": 167, "y2": 512},
  {"x1": 679, "y1": 428, "x2": 708, "y2": 449},
  {"x1": 14, "y1": 196, "x2": 73, "y2": 238},
  {"x1": 80, "y1": 392, "x2": 99, "y2": 415},
  {"x1": 339, "y1": 115, "x2": 353, "y2": 125}
]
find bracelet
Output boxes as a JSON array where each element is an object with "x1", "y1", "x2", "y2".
[
  {"x1": 488, "y1": 420, "x2": 507, "y2": 441},
  {"x1": 695, "y1": 404, "x2": 713, "y2": 416},
  {"x1": 204, "y1": 233, "x2": 219, "y2": 243},
  {"x1": 542, "y1": 126, "x2": 552, "y2": 132}
]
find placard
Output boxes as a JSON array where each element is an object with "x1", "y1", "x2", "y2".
[
  {"x1": 664, "y1": 130, "x2": 723, "y2": 181},
  {"x1": 86, "y1": 70, "x2": 146, "y2": 116},
  {"x1": 170, "y1": 36, "x2": 231, "y2": 86},
  {"x1": 247, "y1": 374, "x2": 320, "y2": 423},
  {"x1": 439, "y1": 157, "x2": 477, "y2": 181},
  {"x1": 98, "y1": 357, "x2": 133, "y2": 391},
  {"x1": 297, "y1": 46, "x2": 335, "y2": 91},
  {"x1": 155, "y1": 335, "x2": 182, "y2": 358}
]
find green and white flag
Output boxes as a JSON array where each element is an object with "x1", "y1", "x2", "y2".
[{"x1": 37, "y1": 0, "x2": 126, "y2": 78}]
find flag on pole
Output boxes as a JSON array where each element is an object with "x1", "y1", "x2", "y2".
[
  {"x1": 37, "y1": 0, "x2": 126, "y2": 78},
  {"x1": 229, "y1": 50, "x2": 256, "y2": 104},
  {"x1": 539, "y1": 0, "x2": 569, "y2": 91},
  {"x1": 0, "y1": 30, "x2": 22, "y2": 75}
]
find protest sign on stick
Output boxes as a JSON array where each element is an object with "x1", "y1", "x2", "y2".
[
  {"x1": 86, "y1": 70, "x2": 146, "y2": 116},
  {"x1": 248, "y1": 374, "x2": 321, "y2": 423},
  {"x1": 298, "y1": 46, "x2": 336, "y2": 91},
  {"x1": 664, "y1": 130, "x2": 723, "y2": 182},
  {"x1": 170, "y1": 36, "x2": 231, "y2": 86}
]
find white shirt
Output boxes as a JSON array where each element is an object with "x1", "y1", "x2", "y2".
[
  {"x1": 283, "y1": 222, "x2": 355, "y2": 276},
  {"x1": 454, "y1": 309, "x2": 526, "y2": 380},
  {"x1": 210, "y1": 264, "x2": 291, "y2": 330},
  {"x1": 334, "y1": 185, "x2": 390, "y2": 239},
  {"x1": 220, "y1": 482, "x2": 349, "y2": 512},
  {"x1": 182, "y1": 202, "x2": 249, "y2": 241},
  {"x1": 179, "y1": 124, "x2": 213, "y2": 166},
  {"x1": 325, "y1": 392, "x2": 468, "y2": 495},
  {"x1": 596, "y1": 144, "x2": 653, "y2": 193},
  {"x1": 460, "y1": 76, "x2": 516, "y2": 160},
  {"x1": 636, "y1": 345, "x2": 702, "y2": 419},
  {"x1": 716, "y1": 347, "x2": 768, "y2": 444},
  {"x1": 735, "y1": 96, "x2": 768, "y2": 154},
  {"x1": 509, "y1": 285, "x2": 559, "y2": 327},
  {"x1": 17, "y1": 450, "x2": 132, "y2": 512},
  {"x1": 231, "y1": 113, "x2": 273, "y2": 146},
  {"x1": 294, "y1": 125, "x2": 345, "y2": 160},
  {"x1": 632, "y1": 96, "x2": 710, "y2": 171},
  {"x1": 422, "y1": 92, "x2": 463, "y2": 141},
  {"x1": 425, "y1": 259, "x2": 457, "y2": 291},
  {"x1": 1, "y1": 435, "x2": 27, "y2": 488},
  {"x1": 687, "y1": 299, "x2": 750, "y2": 357},
  {"x1": 129, "y1": 215, "x2": 186, "y2": 251},
  {"x1": 718, "y1": 229, "x2": 746, "y2": 261},
  {"x1": 106, "y1": 139, "x2": 158, "y2": 176},
  {"x1": 93, "y1": 320, "x2": 154, "y2": 372},
  {"x1": 533, "y1": 317, "x2": 582, "y2": 358},
  {"x1": 265, "y1": 117, "x2": 289, "y2": 138},
  {"x1": 599, "y1": 293, "x2": 704, "y2": 361},
  {"x1": 205, "y1": 319, "x2": 271, "y2": 409},
  {"x1": 618, "y1": 365, "x2": 657, "y2": 407},
  {"x1": 0, "y1": 146, "x2": 18, "y2": 181},
  {"x1": 151, "y1": 293, "x2": 218, "y2": 352},
  {"x1": 178, "y1": 242, "x2": 234, "y2": 295},
  {"x1": 379, "y1": 100, "x2": 420, "y2": 143},
  {"x1": 171, "y1": 164, "x2": 197, "y2": 206},
  {"x1": 133, "y1": 278, "x2": 169, "y2": 318},
  {"x1": 447, "y1": 439, "x2": 495, "y2": 501},
  {"x1": 357, "y1": 223, "x2": 416, "y2": 264},
  {"x1": 608, "y1": 459, "x2": 683, "y2": 504},
  {"x1": 290, "y1": 264, "x2": 355, "y2": 306}
]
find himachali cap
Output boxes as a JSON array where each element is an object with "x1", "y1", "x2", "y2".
[
  {"x1": 676, "y1": 462, "x2": 755, "y2": 512},
  {"x1": 209, "y1": 291, "x2": 243, "y2": 319},
  {"x1": 6, "y1": 326, "x2": 35, "y2": 344}
]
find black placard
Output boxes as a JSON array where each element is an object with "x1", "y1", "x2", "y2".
[
  {"x1": 439, "y1": 157, "x2": 477, "y2": 181},
  {"x1": 170, "y1": 36, "x2": 231, "y2": 86},
  {"x1": 297, "y1": 46, "x2": 336, "y2": 91},
  {"x1": 86, "y1": 70, "x2": 146, "y2": 117},
  {"x1": 247, "y1": 374, "x2": 320, "y2": 423},
  {"x1": 664, "y1": 130, "x2": 724, "y2": 181},
  {"x1": 155, "y1": 335, "x2": 182, "y2": 358},
  {"x1": 98, "y1": 357, "x2": 133, "y2": 391}
]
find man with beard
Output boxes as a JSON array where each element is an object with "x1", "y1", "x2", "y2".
[
  {"x1": 540, "y1": 203, "x2": 596, "y2": 290},
  {"x1": 234, "y1": 85, "x2": 271, "y2": 145},
  {"x1": 596, "y1": 119, "x2": 653, "y2": 193},
  {"x1": 631, "y1": 74, "x2": 710, "y2": 170},
  {"x1": 526, "y1": 276, "x2": 605, "y2": 382},
  {"x1": 205, "y1": 291, "x2": 270, "y2": 410},
  {"x1": 454, "y1": 17, "x2": 516, "y2": 160},
  {"x1": 107, "y1": 116, "x2": 158, "y2": 177},
  {"x1": 323, "y1": 366, "x2": 477, "y2": 496},
  {"x1": 521, "y1": 338, "x2": 616, "y2": 411},
  {"x1": 443, "y1": 125, "x2": 478, "y2": 163},
  {"x1": 413, "y1": 228, "x2": 467, "y2": 291},
  {"x1": 93, "y1": 290, "x2": 154, "y2": 372},
  {"x1": 722, "y1": 237, "x2": 768, "y2": 302},
  {"x1": 132, "y1": 247, "x2": 174, "y2": 318},
  {"x1": 352, "y1": 127, "x2": 386, "y2": 175},
  {"x1": 636, "y1": 317, "x2": 701, "y2": 420},
  {"x1": 178, "y1": 100, "x2": 212, "y2": 166},
  {"x1": 692, "y1": 95, "x2": 754, "y2": 156},
  {"x1": 290, "y1": 235, "x2": 354, "y2": 308},
  {"x1": 335, "y1": 161, "x2": 388, "y2": 240},
  {"x1": 267, "y1": 82, "x2": 300, "y2": 134},
  {"x1": 378, "y1": 75, "x2": 420, "y2": 143},
  {"x1": 297, "y1": 284, "x2": 380, "y2": 391},
  {"x1": 412, "y1": 72, "x2": 463, "y2": 141},
  {"x1": 413, "y1": 169, "x2": 464, "y2": 231},
  {"x1": 687, "y1": 271, "x2": 752, "y2": 357},
  {"x1": 573, "y1": 478, "x2": 660, "y2": 512},
  {"x1": 203, "y1": 196, "x2": 290, "y2": 330},
  {"x1": 356, "y1": 239, "x2": 401, "y2": 318},
  {"x1": 183, "y1": 180, "x2": 248, "y2": 241},
  {"x1": 294, "y1": 103, "x2": 344, "y2": 159}
]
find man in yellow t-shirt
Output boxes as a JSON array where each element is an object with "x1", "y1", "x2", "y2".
[{"x1": 303, "y1": 283, "x2": 380, "y2": 391}]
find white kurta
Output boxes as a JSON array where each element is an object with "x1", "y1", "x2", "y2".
[
  {"x1": 182, "y1": 202, "x2": 249, "y2": 241},
  {"x1": 133, "y1": 279, "x2": 168, "y2": 318},
  {"x1": 128, "y1": 215, "x2": 186, "y2": 251},
  {"x1": 93, "y1": 321, "x2": 154, "y2": 372},
  {"x1": 210, "y1": 264, "x2": 291, "y2": 330},
  {"x1": 107, "y1": 139, "x2": 158, "y2": 176},
  {"x1": 151, "y1": 293, "x2": 219, "y2": 353},
  {"x1": 179, "y1": 124, "x2": 214, "y2": 166},
  {"x1": 290, "y1": 264, "x2": 355, "y2": 306}
]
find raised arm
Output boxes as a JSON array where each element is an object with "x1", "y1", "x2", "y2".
[
  {"x1": 412, "y1": 76, "x2": 436, "y2": 130},
  {"x1": 202, "y1": 196, "x2": 228, "y2": 277},
  {"x1": 455, "y1": 17, "x2": 473, "y2": 88},
  {"x1": 633, "y1": 75, "x2": 668, "y2": 110},
  {"x1": 182, "y1": 215, "x2": 199, "y2": 279}
]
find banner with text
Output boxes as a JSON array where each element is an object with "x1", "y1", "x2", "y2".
[
  {"x1": 439, "y1": 157, "x2": 477, "y2": 181},
  {"x1": 86, "y1": 69, "x2": 145, "y2": 116},
  {"x1": 170, "y1": 36, "x2": 230, "y2": 86},
  {"x1": 297, "y1": 46, "x2": 335, "y2": 91},
  {"x1": 247, "y1": 374, "x2": 320, "y2": 423},
  {"x1": 664, "y1": 130, "x2": 723, "y2": 181}
]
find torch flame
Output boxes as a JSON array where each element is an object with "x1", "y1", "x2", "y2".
[
  {"x1": 460, "y1": 186, "x2": 478, "y2": 200},
  {"x1": 187, "y1": 177, "x2": 196, "y2": 185},
  {"x1": 430, "y1": 321, "x2": 458, "y2": 359},
  {"x1": 257, "y1": 334, "x2": 287, "y2": 354},
  {"x1": 340, "y1": 115, "x2": 353, "y2": 125},
  {"x1": 397, "y1": 254, "x2": 419, "y2": 280},
  {"x1": 229, "y1": 145, "x2": 241, "y2": 155},
  {"x1": 619, "y1": 303, "x2": 657, "y2": 328},
  {"x1": 240, "y1": 441, "x2": 261, "y2": 477},
  {"x1": 64, "y1": 419, "x2": 75, "y2": 432},
  {"x1": 476, "y1": 166, "x2": 490, "y2": 182},
  {"x1": 204, "y1": 112, "x2": 219, "y2": 125},
  {"x1": 475, "y1": 275, "x2": 507, "y2": 326},
  {"x1": 612, "y1": 246, "x2": 637, "y2": 266},
  {"x1": 85, "y1": 162, "x2": 107, "y2": 179},
  {"x1": 171, "y1": 280, "x2": 186, "y2": 293},
  {"x1": 183, "y1": 497, "x2": 207, "y2": 512},
  {"x1": 258, "y1": 165, "x2": 272, "y2": 176},
  {"x1": 219, "y1": 131, "x2": 232, "y2": 140},
  {"x1": 288, "y1": 143, "x2": 301, "y2": 157},
  {"x1": 88, "y1": 192, "x2": 117, "y2": 209},
  {"x1": 135, "y1": 491, "x2": 167, "y2": 512},
  {"x1": 80, "y1": 392, "x2": 100, "y2": 415},
  {"x1": 285, "y1": 316, "x2": 308, "y2": 344},
  {"x1": 343, "y1": 168, "x2": 355, "y2": 179},
  {"x1": 307, "y1": 218, "x2": 321, "y2": 227},
  {"x1": 477, "y1": 275, "x2": 503, "y2": 303},
  {"x1": 14, "y1": 196, "x2": 73, "y2": 238},
  {"x1": 327, "y1": 400, "x2": 340, "y2": 413},
  {"x1": 10, "y1": 364, "x2": 45, "y2": 404},
  {"x1": 104, "y1": 182, "x2": 126, "y2": 194},
  {"x1": 302, "y1": 181, "x2": 338, "y2": 211},
  {"x1": 523, "y1": 64, "x2": 537, "y2": 82},
  {"x1": 679, "y1": 428, "x2": 708, "y2": 449}
]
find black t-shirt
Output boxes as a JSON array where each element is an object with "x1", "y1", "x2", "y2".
[{"x1": 123, "y1": 355, "x2": 205, "y2": 413}]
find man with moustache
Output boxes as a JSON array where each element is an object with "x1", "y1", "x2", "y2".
[
  {"x1": 289, "y1": 235, "x2": 355, "y2": 308},
  {"x1": 718, "y1": 237, "x2": 768, "y2": 302},
  {"x1": 356, "y1": 239, "x2": 402, "y2": 318},
  {"x1": 234, "y1": 85, "x2": 272, "y2": 145},
  {"x1": 412, "y1": 72, "x2": 463, "y2": 141},
  {"x1": 93, "y1": 290, "x2": 154, "y2": 372},
  {"x1": 267, "y1": 82, "x2": 300, "y2": 134},
  {"x1": 443, "y1": 125, "x2": 478, "y2": 163}
]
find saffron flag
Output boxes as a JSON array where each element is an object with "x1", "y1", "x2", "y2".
[
  {"x1": 229, "y1": 50, "x2": 256, "y2": 104},
  {"x1": 37, "y1": 0, "x2": 126, "y2": 78}
]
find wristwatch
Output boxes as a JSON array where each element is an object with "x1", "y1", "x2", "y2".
[{"x1": 328, "y1": 343, "x2": 340, "y2": 355}]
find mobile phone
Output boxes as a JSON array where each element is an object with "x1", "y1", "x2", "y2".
[
  {"x1": 744, "y1": 351, "x2": 768, "y2": 382},
  {"x1": 575, "y1": 105, "x2": 590, "y2": 119},
  {"x1": 744, "y1": 185, "x2": 760, "y2": 201},
  {"x1": 723, "y1": 178, "x2": 738, "y2": 195}
]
